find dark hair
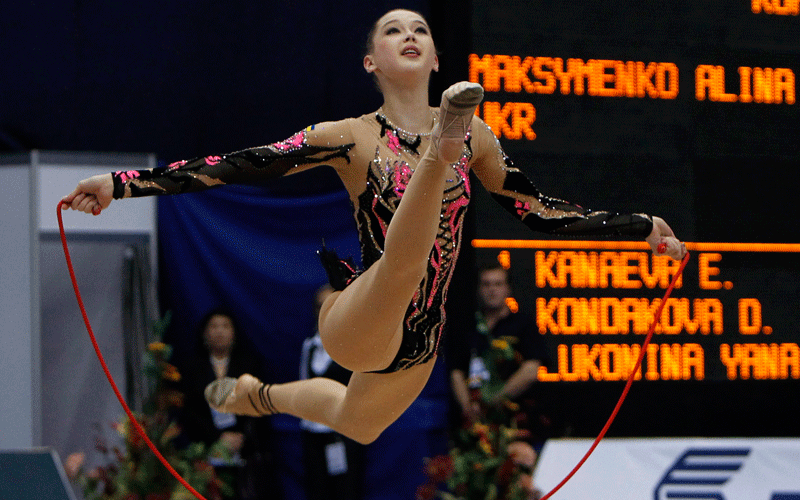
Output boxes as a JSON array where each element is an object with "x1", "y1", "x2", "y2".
[
  {"x1": 365, "y1": 9, "x2": 428, "y2": 55},
  {"x1": 197, "y1": 306, "x2": 241, "y2": 352},
  {"x1": 477, "y1": 264, "x2": 513, "y2": 290},
  {"x1": 478, "y1": 263, "x2": 508, "y2": 277},
  {"x1": 364, "y1": 14, "x2": 381, "y2": 59}
]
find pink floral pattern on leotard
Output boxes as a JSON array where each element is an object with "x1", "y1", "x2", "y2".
[
  {"x1": 386, "y1": 129, "x2": 402, "y2": 155},
  {"x1": 117, "y1": 170, "x2": 140, "y2": 183},
  {"x1": 354, "y1": 123, "x2": 474, "y2": 372},
  {"x1": 391, "y1": 161, "x2": 413, "y2": 198},
  {"x1": 515, "y1": 199, "x2": 531, "y2": 217},
  {"x1": 270, "y1": 131, "x2": 306, "y2": 152},
  {"x1": 168, "y1": 160, "x2": 187, "y2": 170}
]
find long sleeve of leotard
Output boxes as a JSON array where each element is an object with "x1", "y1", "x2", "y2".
[
  {"x1": 469, "y1": 118, "x2": 653, "y2": 238},
  {"x1": 111, "y1": 121, "x2": 355, "y2": 199}
]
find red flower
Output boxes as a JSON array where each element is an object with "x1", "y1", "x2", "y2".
[
  {"x1": 496, "y1": 456, "x2": 516, "y2": 486},
  {"x1": 130, "y1": 431, "x2": 144, "y2": 449},
  {"x1": 507, "y1": 441, "x2": 537, "y2": 467},
  {"x1": 424, "y1": 454, "x2": 454, "y2": 482},
  {"x1": 516, "y1": 473, "x2": 536, "y2": 495},
  {"x1": 145, "y1": 493, "x2": 170, "y2": 500},
  {"x1": 193, "y1": 459, "x2": 213, "y2": 472},
  {"x1": 206, "y1": 474, "x2": 223, "y2": 500},
  {"x1": 415, "y1": 483, "x2": 437, "y2": 500}
]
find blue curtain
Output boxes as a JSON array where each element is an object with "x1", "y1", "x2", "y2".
[{"x1": 158, "y1": 169, "x2": 360, "y2": 381}]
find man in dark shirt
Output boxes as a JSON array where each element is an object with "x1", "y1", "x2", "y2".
[{"x1": 450, "y1": 265, "x2": 549, "y2": 425}]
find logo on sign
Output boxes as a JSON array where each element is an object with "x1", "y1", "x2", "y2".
[
  {"x1": 654, "y1": 448, "x2": 800, "y2": 500},
  {"x1": 654, "y1": 448, "x2": 749, "y2": 500}
]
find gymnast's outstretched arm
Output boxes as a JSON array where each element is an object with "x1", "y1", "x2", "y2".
[
  {"x1": 469, "y1": 118, "x2": 686, "y2": 259},
  {"x1": 60, "y1": 120, "x2": 356, "y2": 213}
]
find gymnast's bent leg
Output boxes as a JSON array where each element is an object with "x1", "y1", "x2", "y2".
[
  {"x1": 269, "y1": 360, "x2": 437, "y2": 444},
  {"x1": 206, "y1": 82, "x2": 483, "y2": 443}
]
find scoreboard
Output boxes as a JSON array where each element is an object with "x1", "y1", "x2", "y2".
[
  {"x1": 467, "y1": 1, "x2": 799, "y2": 436},
  {"x1": 472, "y1": 240, "x2": 800, "y2": 383}
]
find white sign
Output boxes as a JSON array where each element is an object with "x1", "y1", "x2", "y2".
[{"x1": 533, "y1": 438, "x2": 800, "y2": 500}]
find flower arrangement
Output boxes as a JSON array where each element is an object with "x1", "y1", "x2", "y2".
[
  {"x1": 417, "y1": 337, "x2": 542, "y2": 500},
  {"x1": 65, "y1": 313, "x2": 236, "y2": 500}
]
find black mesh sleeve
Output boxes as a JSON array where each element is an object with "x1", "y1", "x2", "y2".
[
  {"x1": 112, "y1": 130, "x2": 354, "y2": 199},
  {"x1": 490, "y1": 163, "x2": 653, "y2": 238}
]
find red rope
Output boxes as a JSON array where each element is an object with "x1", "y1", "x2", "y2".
[
  {"x1": 57, "y1": 201, "x2": 208, "y2": 500},
  {"x1": 59, "y1": 199, "x2": 689, "y2": 500},
  {"x1": 539, "y1": 250, "x2": 691, "y2": 500}
]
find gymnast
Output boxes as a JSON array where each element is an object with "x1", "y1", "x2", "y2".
[{"x1": 61, "y1": 9, "x2": 686, "y2": 445}]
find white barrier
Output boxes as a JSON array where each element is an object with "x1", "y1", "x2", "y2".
[{"x1": 533, "y1": 438, "x2": 800, "y2": 500}]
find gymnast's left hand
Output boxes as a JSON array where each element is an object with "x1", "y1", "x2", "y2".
[
  {"x1": 60, "y1": 173, "x2": 114, "y2": 216},
  {"x1": 646, "y1": 216, "x2": 687, "y2": 260}
]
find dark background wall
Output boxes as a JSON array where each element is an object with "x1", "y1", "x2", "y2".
[{"x1": 1, "y1": 1, "x2": 455, "y2": 158}]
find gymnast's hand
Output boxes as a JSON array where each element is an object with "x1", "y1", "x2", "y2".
[
  {"x1": 646, "y1": 216, "x2": 687, "y2": 260},
  {"x1": 61, "y1": 173, "x2": 114, "y2": 215}
]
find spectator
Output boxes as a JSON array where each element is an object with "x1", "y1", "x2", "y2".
[
  {"x1": 450, "y1": 265, "x2": 549, "y2": 437},
  {"x1": 178, "y1": 307, "x2": 280, "y2": 500},
  {"x1": 299, "y1": 285, "x2": 366, "y2": 500}
]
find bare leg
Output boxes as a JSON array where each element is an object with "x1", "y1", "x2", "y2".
[
  {"x1": 320, "y1": 81, "x2": 484, "y2": 373},
  {"x1": 204, "y1": 357, "x2": 436, "y2": 444},
  {"x1": 205, "y1": 82, "x2": 483, "y2": 440},
  {"x1": 273, "y1": 358, "x2": 436, "y2": 444}
]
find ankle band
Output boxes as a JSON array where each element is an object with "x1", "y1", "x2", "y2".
[{"x1": 265, "y1": 384, "x2": 278, "y2": 414}]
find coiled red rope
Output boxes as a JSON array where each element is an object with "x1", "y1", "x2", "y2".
[
  {"x1": 57, "y1": 201, "x2": 208, "y2": 500},
  {"x1": 539, "y1": 250, "x2": 691, "y2": 500}
]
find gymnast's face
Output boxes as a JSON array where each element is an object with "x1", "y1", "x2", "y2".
[
  {"x1": 364, "y1": 9, "x2": 439, "y2": 84},
  {"x1": 204, "y1": 314, "x2": 235, "y2": 354}
]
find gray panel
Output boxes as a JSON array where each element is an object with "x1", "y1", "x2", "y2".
[
  {"x1": 0, "y1": 166, "x2": 33, "y2": 448},
  {"x1": 35, "y1": 150, "x2": 152, "y2": 168},
  {"x1": 40, "y1": 239, "x2": 128, "y2": 469}
]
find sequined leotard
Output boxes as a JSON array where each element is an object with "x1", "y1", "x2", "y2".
[{"x1": 112, "y1": 110, "x2": 652, "y2": 373}]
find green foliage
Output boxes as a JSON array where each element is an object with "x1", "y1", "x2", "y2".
[
  {"x1": 72, "y1": 313, "x2": 236, "y2": 500},
  {"x1": 417, "y1": 337, "x2": 541, "y2": 500}
]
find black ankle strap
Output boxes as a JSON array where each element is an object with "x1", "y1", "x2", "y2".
[{"x1": 252, "y1": 383, "x2": 278, "y2": 415}]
